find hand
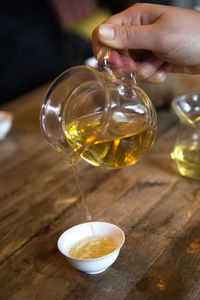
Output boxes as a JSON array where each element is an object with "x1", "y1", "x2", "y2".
[{"x1": 92, "y1": 3, "x2": 200, "y2": 83}]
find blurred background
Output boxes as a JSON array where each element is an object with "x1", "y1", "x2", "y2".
[{"x1": 1, "y1": 0, "x2": 200, "y2": 105}]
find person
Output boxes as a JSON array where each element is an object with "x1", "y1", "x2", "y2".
[
  {"x1": 92, "y1": 3, "x2": 200, "y2": 84},
  {"x1": 0, "y1": 0, "x2": 93, "y2": 105}
]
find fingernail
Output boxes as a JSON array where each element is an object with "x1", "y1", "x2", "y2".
[{"x1": 99, "y1": 24, "x2": 115, "y2": 40}]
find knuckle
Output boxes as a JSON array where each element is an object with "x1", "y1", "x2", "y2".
[
  {"x1": 132, "y1": 3, "x2": 142, "y2": 9},
  {"x1": 120, "y1": 26, "x2": 134, "y2": 47},
  {"x1": 154, "y1": 28, "x2": 170, "y2": 53},
  {"x1": 158, "y1": 35, "x2": 168, "y2": 51},
  {"x1": 132, "y1": 3, "x2": 146, "y2": 9}
]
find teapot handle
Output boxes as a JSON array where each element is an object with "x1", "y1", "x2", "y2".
[{"x1": 97, "y1": 47, "x2": 137, "y2": 85}]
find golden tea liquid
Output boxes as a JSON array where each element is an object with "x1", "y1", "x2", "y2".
[
  {"x1": 69, "y1": 236, "x2": 117, "y2": 259},
  {"x1": 72, "y1": 165, "x2": 92, "y2": 221},
  {"x1": 171, "y1": 144, "x2": 200, "y2": 180},
  {"x1": 63, "y1": 111, "x2": 156, "y2": 169}
]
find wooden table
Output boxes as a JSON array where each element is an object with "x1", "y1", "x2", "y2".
[{"x1": 0, "y1": 77, "x2": 200, "y2": 300}]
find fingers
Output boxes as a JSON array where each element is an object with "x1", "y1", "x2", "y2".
[
  {"x1": 95, "y1": 23, "x2": 158, "y2": 51},
  {"x1": 137, "y1": 62, "x2": 172, "y2": 84},
  {"x1": 92, "y1": 3, "x2": 164, "y2": 56},
  {"x1": 107, "y1": 51, "x2": 136, "y2": 72},
  {"x1": 92, "y1": 3, "x2": 200, "y2": 80},
  {"x1": 96, "y1": 3, "x2": 163, "y2": 27},
  {"x1": 92, "y1": 27, "x2": 102, "y2": 58},
  {"x1": 92, "y1": 2, "x2": 172, "y2": 83},
  {"x1": 109, "y1": 55, "x2": 137, "y2": 78},
  {"x1": 136, "y1": 55, "x2": 164, "y2": 81}
]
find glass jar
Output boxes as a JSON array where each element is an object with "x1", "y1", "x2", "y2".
[{"x1": 171, "y1": 93, "x2": 200, "y2": 180}]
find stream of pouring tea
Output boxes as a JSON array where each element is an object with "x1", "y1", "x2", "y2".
[{"x1": 71, "y1": 164, "x2": 92, "y2": 221}]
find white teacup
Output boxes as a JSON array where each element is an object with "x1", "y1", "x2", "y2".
[
  {"x1": 57, "y1": 221, "x2": 125, "y2": 275},
  {"x1": 0, "y1": 111, "x2": 13, "y2": 140}
]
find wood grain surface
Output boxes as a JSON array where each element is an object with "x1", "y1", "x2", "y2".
[{"x1": 0, "y1": 79, "x2": 200, "y2": 300}]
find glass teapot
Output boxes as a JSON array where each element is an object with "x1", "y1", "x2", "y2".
[
  {"x1": 40, "y1": 48, "x2": 157, "y2": 169},
  {"x1": 171, "y1": 93, "x2": 200, "y2": 180}
]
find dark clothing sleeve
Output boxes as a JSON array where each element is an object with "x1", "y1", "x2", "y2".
[{"x1": 0, "y1": 0, "x2": 92, "y2": 104}]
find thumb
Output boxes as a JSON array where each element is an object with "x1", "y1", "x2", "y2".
[{"x1": 97, "y1": 23, "x2": 157, "y2": 51}]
